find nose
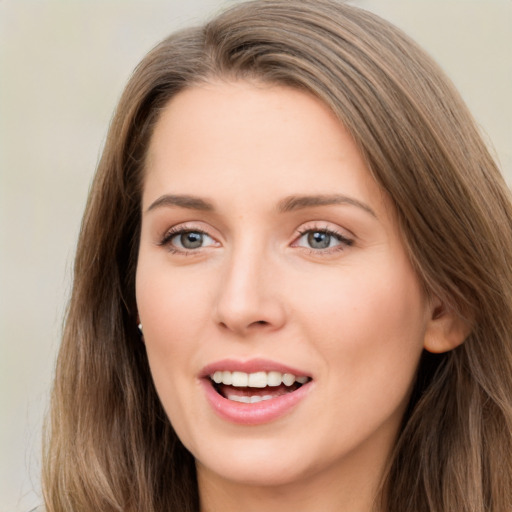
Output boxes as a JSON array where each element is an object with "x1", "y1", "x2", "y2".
[{"x1": 213, "y1": 246, "x2": 286, "y2": 336}]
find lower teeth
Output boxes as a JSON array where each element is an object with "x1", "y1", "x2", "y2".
[
  {"x1": 213, "y1": 381, "x2": 305, "y2": 403},
  {"x1": 228, "y1": 395, "x2": 274, "y2": 403}
]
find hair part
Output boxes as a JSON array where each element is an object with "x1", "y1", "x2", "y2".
[{"x1": 43, "y1": 1, "x2": 512, "y2": 510}]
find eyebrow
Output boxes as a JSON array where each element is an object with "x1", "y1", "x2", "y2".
[
  {"x1": 278, "y1": 194, "x2": 376, "y2": 217},
  {"x1": 146, "y1": 194, "x2": 214, "y2": 213},
  {"x1": 146, "y1": 193, "x2": 376, "y2": 217}
]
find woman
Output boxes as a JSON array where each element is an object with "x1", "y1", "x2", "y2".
[{"x1": 42, "y1": 1, "x2": 512, "y2": 511}]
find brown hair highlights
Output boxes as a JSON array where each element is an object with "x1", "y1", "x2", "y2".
[{"x1": 43, "y1": 1, "x2": 512, "y2": 510}]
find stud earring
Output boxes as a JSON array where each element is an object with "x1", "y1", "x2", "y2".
[{"x1": 137, "y1": 323, "x2": 143, "y2": 334}]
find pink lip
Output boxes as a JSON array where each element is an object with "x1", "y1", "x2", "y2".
[{"x1": 199, "y1": 358, "x2": 313, "y2": 426}]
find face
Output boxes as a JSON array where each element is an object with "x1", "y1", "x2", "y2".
[{"x1": 136, "y1": 81, "x2": 434, "y2": 493}]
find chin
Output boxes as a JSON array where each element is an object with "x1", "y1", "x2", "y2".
[
  {"x1": 199, "y1": 457, "x2": 310, "y2": 488},
  {"x1": 192, "y1": 436, "x2": 315, "y2": 488}
]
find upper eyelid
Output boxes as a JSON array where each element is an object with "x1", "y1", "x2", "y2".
[
  {"x1": 160, "y1": 221, "x2": 217, "y2": 238},
  {"x1": 293, "y1": 220, "x2": 355, "y2": 239},
  {"x1": 294, "y1": 228, "x2": 353, "y2": 247}
]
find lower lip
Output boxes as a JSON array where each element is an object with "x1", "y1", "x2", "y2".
[{"x1": 200, "y1": 379, "x2": 313, "y2": 425}]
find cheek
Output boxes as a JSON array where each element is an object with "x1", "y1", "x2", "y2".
[
  {"x1": 134, "y1": 260, "x2": 213, "y2": 431},
  {"x1": 135, "y1": 261, "x2": 209, "y2": 433},
  {"x1": 292, "y1": 257, "x2": 428, "y2": 385},
  {"x1": 136, "y1": 259, "x2": 212, "y2": 348}
]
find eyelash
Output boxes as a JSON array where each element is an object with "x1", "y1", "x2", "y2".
[
  {"x1": 158, "y1": 224, "x2": 354, "y2": 255},
  {"x1": 158, "y1": 225, "x2": 215, "y2": 255},
  {"x1": 294, "y1": 226, "x2": 354, "y2": 255}
]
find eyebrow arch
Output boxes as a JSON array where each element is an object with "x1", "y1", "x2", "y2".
[
  {"x1": 146, "y1": 194, "x2": 214, "y2": 213},
  {"x1": 146, "y1": 193, "x2": 376, "y2": 218},
  {"x1": 278, "y1": 194, "x2": 376, "y2": 217}
]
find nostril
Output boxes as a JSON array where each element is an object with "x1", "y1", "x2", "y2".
[{"x1": 218, "y1": 319, "x2": 270, "y2": 333}]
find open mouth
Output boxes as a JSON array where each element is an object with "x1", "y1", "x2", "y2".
[{"x1": 209, "y1": 370, "x2": 312, "y2": 404}]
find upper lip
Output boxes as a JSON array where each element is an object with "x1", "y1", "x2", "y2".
[{"x1": 199, "y1": 358, "x2": 312, "y2": 379}]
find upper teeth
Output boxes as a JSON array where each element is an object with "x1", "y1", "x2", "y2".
[{"x1": 210, "y1": 370, "x2": 309, "y2": 388}]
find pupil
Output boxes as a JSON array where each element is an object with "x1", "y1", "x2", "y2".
[
  {"x1": 308, "y1": 231, "x2": 330, "y2": 249},
  {"x1": 181, "y1": 232, "x2": 203, "y2": 249}
]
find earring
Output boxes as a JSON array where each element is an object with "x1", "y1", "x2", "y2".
[{"x1": 137, "y1": 323, "x2": 143, "y2": 334}]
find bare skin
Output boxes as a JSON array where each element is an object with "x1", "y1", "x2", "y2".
[{"x1": 136, "y1": 81, "x2": 466, "y2": 512}]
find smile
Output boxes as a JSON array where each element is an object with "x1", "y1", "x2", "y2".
[
  {"x1": 201, "y1": 361, "x2": 313, "y2": 425},
  {"x1": 210, "y1": 370, "x2": 311, "y2": 403}
]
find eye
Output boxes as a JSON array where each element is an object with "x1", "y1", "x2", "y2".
[
  {"x1": 160, "y1": 228, "x2": 217, "y2": 253},
  {"x1": 294, "y1": 227, "x2": 353, "y2": 252}
]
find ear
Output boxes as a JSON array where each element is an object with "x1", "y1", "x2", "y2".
[{"x1": 423, "y1": 297, "x2": 472, "y2": 354}]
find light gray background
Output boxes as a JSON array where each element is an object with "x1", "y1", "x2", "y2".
[{"x1": 1, "y1": 1, "x2": 510, "y2": 510}]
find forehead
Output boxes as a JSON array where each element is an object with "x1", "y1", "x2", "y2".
[
  {"x1": 146, "y1": 81, "x2": 346, "y2": 163},
  {"x1": 143, "y1": 80, "x2": 389, "y2": 218},
  {"x1": 150, "y1": 83, "x2": 356, "y2": 172}
]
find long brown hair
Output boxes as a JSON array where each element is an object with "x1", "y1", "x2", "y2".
[{"x1": 43, "y1": 1, "x2": 512, "y2": 510}]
